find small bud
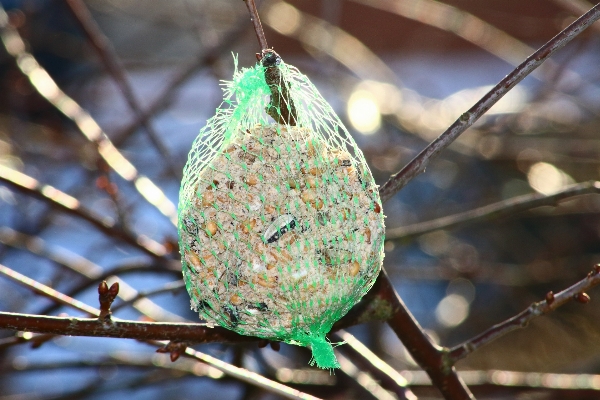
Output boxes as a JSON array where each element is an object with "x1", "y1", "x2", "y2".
[
  {"x1": 98, "y1": 281, "x2": 108, "y2": 296},
  {"x1": 170, "y1": 351, "x2": 181, "y2": 362},
  {"x1": 545, "y1": 291, "x2": 555, "y2": 305},
  {"x1": 575, "y1": 292, "x2": 591, "y2": 304},
  {"x1": 109, "y1": 282, "x2": 119, "y2": 297},
  {"x1": 270, "y1": 341, "x2": 281, "y2": 352}
]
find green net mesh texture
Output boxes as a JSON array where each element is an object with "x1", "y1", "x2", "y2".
[{"x1": 178, "y1": 55, "x2": 385, "y2": 369}]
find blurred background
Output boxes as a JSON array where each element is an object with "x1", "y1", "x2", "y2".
[{"x1": 1, "y1": 0, "x2": 600, "y2": 399}]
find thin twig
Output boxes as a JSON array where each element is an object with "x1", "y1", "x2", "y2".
[
  {"x1": 386, "y1": 181, "x2": 600, "y2": 241},
  {"x1": 181, "y1": 345, "x2": 323, "y2": 400},
  {"x1": 448, "y1": 264, "x2": 600, "y2": 364},
  {"x1": 335, "y1": 351, "x2": 398, "y2": 400},
  {"x1": 334, "y1": 330, "x2": 417, "y2": 400},
  {"x1": 244, "y1": 0, "x2": 269, "y2": 50},
  {"x1": 111, "y1": 280, "x2": 185, "y2": 312},
  {"x1": 0, "y1": 264, "x2": 99, "y2": 315},
  {"x1": 378, "y1": 3, "x2": 600, "y2": 204},
  {"x1": 64, "y1": 0, "x2": 181, "y2": 179}
]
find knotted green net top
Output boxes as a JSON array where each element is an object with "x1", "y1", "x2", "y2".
[{"x1": 178, "y1": 51, "x2": 385, "y2": 369}]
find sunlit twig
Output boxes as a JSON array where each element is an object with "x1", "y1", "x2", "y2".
[
  {"x1": 64, "y1": 0, "x2": 181, "y2": 180},
  {"x1": 0, "y1": 264, "x2": 99, "y2": 315},
  {"x1": 335, "y1": 330, "x2": 417, "y2": 400},
  {"x1": 0, "y1": 165, "x2": 167, "y2": 259},
  {"x1": 335, "y1": 351, "x2": 398, "y2": 400},
  {"x1": 0, "y1": 6, "x2": 178, "y2": 226},
  {"x1": 181, "y1": 345, "x2": 323, "y2": 400}
]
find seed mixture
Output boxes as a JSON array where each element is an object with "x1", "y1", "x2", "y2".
[{"x1": 178, "y1": 56, "x2": 385, "y2": 368}]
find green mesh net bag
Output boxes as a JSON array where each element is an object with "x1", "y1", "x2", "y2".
[{"x1": 178, "y1": 50, "x2": 385, "y2": 369}]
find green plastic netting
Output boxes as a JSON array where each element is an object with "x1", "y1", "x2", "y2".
[{"x1": 178, "y1": 51, "x2": 385, "y2": 369}]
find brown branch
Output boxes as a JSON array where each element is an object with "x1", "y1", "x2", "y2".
[
  {"x1": 0, "y1": 312, "x2": 251, "y2": 343},
  {"x1": 64, "y1": 0, "x2": 181, "y2": 179},
  {"x1": 244, "y1": 0, "x2": 269, "y2": 51},
  {"x1": 386, "y1": 181, "x2": 600, "y2": 241},
  {"x1": 373, "y1": 269, "x2": 475, "y2": 399},
  {"x1": 448, "y1": 264, "x2": 600, "y2": 364},
  {"x1": 377, "y1": 3, "x2": 600, "y2": 204}
]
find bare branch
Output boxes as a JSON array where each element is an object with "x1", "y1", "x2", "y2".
[
  {"x1": 0, "y1": 264, "x2": 99, "y2": 315},
  {"x1": 357, "y1": 269, "x2": 475, "y2": 400},
  {"x1": 335, "y1": 330, "x2": 417, "y2": 400},
  {"x1": 181, "y1": 345, "x2": 323, "y2": 400},
  {"x1": 448, "y1": 264, "x2": 600, "y2": 364},
  {"x1": 386, "y1": 181, "x2": 600, "y2": 241},
  {"x1": 378, "y1": 3, "x2": 600, "y2": 204}
]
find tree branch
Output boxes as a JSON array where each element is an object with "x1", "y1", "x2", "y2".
[
  {"x1": 0, "y1": 312, "x2": 252, "y2": 343},
  {"x1": 334, "y1": 330, "x2": 416, "y2": 400},
  {"x1": 374, "y1": 269, "x2": 475, "y2": 399},
  {"x1": 377, "y1": 3, "x2": 600, "y2": 204},
  {"x1": 448, "y1": 264, "x2": 600, "y2": 364}
]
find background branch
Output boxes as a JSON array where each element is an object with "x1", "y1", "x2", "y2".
[
  {"x1": 448, "y1": 264, "x2": 600, "y2": 363},
  {"x1": 386, "y1": 180, "x2": 600, "y2": 241},
  {"x1": 377, "y1": 3, "x2": 600, "y2": 203}
]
